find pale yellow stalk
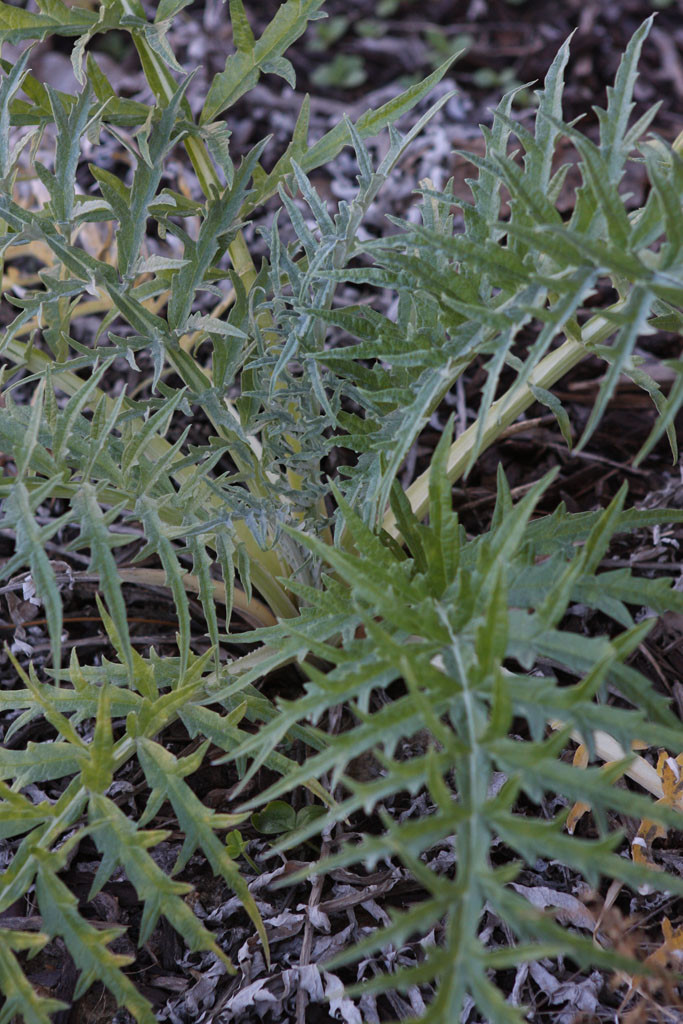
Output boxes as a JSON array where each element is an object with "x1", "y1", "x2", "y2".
[{"x1": 384, "y1": 302, "x2": 626, "y2": 538}]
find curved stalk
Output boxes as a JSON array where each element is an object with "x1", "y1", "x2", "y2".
[
  {"x1": 548, "y1": 718, "x2": 664, "y2": 801},
  {"x1": 384, "y1": 301, "x2": 626, "y2": 539}
]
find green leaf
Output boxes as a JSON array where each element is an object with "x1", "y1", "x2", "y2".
[
  {"x1": 88, "y1": 793, "x2": 233, "y2": 966},
  {"x1": 167, "y1": 138, "x2": 268, "y2": 330},
  {"x1": 136, "y1": 738, "x2": 269, "y2": 960},
  {"x1": 0, "y1": 930, "x2": 67, "y2": 1024},
  {"x1": 244, "y1": 57, "x2": 460, "y2": 212},
  {"x1": 579, "y1": 285, "x2": 654, "y2": 449},
  {"x1": 597, "y1": 14, "x2": 654, "y2": 181},
  {"x1": 0, "y1": 2, "x2": 97, "y2": 44},
  {"x1": 115, "y1": 75, "x2": 192, "y2": 277},
  {"x1": 251, "y1": 799, "x2": 296, "y2": 834},
  {"x1": 530, "y1": 384, "x2": 572, "y2": 446},
  {"x1": 201, "y1": 0, "x2": 325, "y2": 123},
  {"x1": 35, "y1": 855, "x2": 156, "y2": 1022}
]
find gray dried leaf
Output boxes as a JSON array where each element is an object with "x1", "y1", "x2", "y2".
[
  {"x1": 324, "y1": 972, "x2": 362, "y2": 1024},
  {"x1": 511, "y1": 883, "x2": 596, "y2": 931}
]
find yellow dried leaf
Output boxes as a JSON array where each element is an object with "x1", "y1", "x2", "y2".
[
  {"x1": 567, "y1": 800, "x2": 590, "y2": 834},
  {"x1": 645, "y1": 917, "x2": 683, "y2": 969},
  {"x1": 657, "y1": 751, "x2": 683, "y2": 806}
]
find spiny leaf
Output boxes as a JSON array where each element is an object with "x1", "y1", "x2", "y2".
[
  {"x1": 88, "y1": 793, "x2": 233, "y2": 967},
  {"x1": 0, "y1": 2, "x2": 97, "y2": 44},
  {"x1": 201, "y1": 0, "x2": 325, "y2": 123},
  {"x1": 35, "y1": 855, "x2": 156, "y2": 1023},
  {"x1": 0, "y1": 930, "x2": 67, "y2": 1024},
  {"x1": 245, "y1": 57, "x2": 460, "y2": 212},
  {"x1": 136, "y1": 738, "x2": 269, "y2": 960},
  {"x1": 579, "y1": 285, "x2": 654, "y2": 449},
  {"x1": 167, "y1": 138, "x2": 268, "y2": 330}
]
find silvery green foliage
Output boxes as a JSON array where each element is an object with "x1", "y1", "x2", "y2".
[
  {"x1": 229, "y1": 463, "x2": 683, "y2": 1020},
  {"x1": 0, "y1": 4, "x2": 680, "y2": 1021}
]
